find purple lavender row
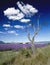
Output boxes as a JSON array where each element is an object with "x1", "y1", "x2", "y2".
[{"x1": 0, "y1": 43, "x2": 47, "y2": 50}]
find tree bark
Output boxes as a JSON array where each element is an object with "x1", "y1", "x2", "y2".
[{"x1": 31, "y1": 43, "x2": 36, "y2": 55}]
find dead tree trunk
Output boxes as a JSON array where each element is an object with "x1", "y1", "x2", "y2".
[
  {"x1": 28, "y1": 33, "x2": 36, "y2": 54},
  {"x1": 27, "y1": 15, "x2": 40, "y2": 55},
  {"x1": 31, "y1": 42, "x2": 36, "y2": 54}
]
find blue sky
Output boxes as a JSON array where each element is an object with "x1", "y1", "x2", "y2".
[{"x1": 0, "y1": 0, "x2": 50, "y2": 43}]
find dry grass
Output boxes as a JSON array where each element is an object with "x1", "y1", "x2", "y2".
[{"x1": 0, "y1": 44, "x2": 50, "y2": 65}]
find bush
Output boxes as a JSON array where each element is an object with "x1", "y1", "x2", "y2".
[{"x1": 20, "y1": 48, "x2": 32, "y2": 58}]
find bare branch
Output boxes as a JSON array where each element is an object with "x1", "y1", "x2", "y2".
[
  {"x1": 25, "y1": 25, "x2": 32, "y2": 42},
  {"x1": 32, "y1": 15, "x2": 40, "y2": 41},
  {"x1": 28, "y1": 33, "x2": 32, "y2": 42}
]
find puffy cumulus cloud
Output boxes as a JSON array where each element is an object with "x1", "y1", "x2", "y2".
[
  {"x1": 0, "y1": 30, "x2": 18, "y2": 36},
  {"x1": 28, "y1": 24, "x2": 32, "y2": 26},
  {"x1": 7, "y1": 30, "x2": 18, "y2": 36},
  {"x1": 0, "y1": 31, "x2": 7, "y2": 34},
  {"x1": 26, "y1": 4, "x2": 38, "y2": 14},
  {"x1": 0, "y1": 31, "x2": 3, "y2": 33},
  {"x1": 3, "y1": 24, "x2": 11, "y2": 27},
  {"x1": 4, "y1": 28, "x2": 8, "y2": 30},
  {"x1": 8, "y1": 30, "x2": 16, "y2": 33},
  {"x1": 15, "y1": 33, "x2": 19, "y2": 36},
  {"x1": 7, "y1": 12, "x2": 24, "y2": 20},
  {"x1": 4, "y1": 8, "x2": 20, "y2": 16},
  {"x1": 17, "y1": 1, "x2": 38, "y2": 16},
  {"x1": 20, "y1": 18, "x2": 30, "y2": 23},
  {"x1": 17, "y1": 2, "x2": 30, "y2": 15},
  {"x1": 3, "y1": 1, "x2": 38, "y2": 22},
  {"x1": 14, "y1": 25, "x2": 24, "y2": 29},
  {"x1": 4, "y1": 7, "x2": 24, "y2": 20}
]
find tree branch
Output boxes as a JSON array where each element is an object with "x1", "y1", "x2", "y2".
[
  {"x1": 28, "y1": 33, "x2": 32, "y2": 42},
  {"x1": 32, "y1": 15, "x2": 40, "y2": 41},
  {"x1": 33, "y1": 23, "x2": 40, "y2": 39}
]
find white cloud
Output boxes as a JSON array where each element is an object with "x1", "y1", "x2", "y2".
[
  {"x1": 14, "y1": 25, "x2": 24, "y2": 29},
  {"x1": 7, "y1": 30, "x2": 18, "y2": 36},
  {"x1": 3, "y1": 24, "x2": 11, "y2": 27},
  {"x1": 0, "y1": 31, "x2": 3, "y2": 33},
  {"x1": 28, "y1": 24, "x2": 32, "y2": 26},
  {"x1": 17, "y1": 1, "x2": 38, "y2": 16},
  {"x1": 0, "y1": 31, "x2": 7, "y2": 34},
  {"x1": 20, "y1": 18, "x2": 30, "y2": 23},
  {"x1": 4, "y1": 8, "x2": 20, "y2": 15},
  {"x1": 26, "y1": 4, "x2": 38, "y2": 14},
  {"x1": 0, "y1": 30, "x2": 18, "y2": 36},
  {"x1": 8, "y1": 30, "x2": 16, "y2": 33},
  {"x1": 7, "y1": 12, "x2": 24, "y2": 20},
  {"x1": 15, "y1": 33, "x2": 19, "y2": 36},
  {"x1": 3, "y1": 1, "x2": 38, "y2": 22},
  {"x1": 4, "y1": 7, "x2": 24, "y2": 20},
  {"x1": 17, "y1": 2, "x2": 30, "y2": 15},
  {"x1": 4, "y1": 28, "x2": 8, "y2": 30}
]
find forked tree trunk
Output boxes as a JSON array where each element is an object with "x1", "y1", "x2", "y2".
[
  {"x1": 28, "y1": 33, "x2": 37, "y2": 55},
  {"x1": 27, "y1": 15, "x2": 40, "y2": 55},
  {"x1": 31, "y1": 43, "x2": 36, "y2": 54},
  {"x1": 31, "y1": 40, "x2": 36, "y2": 55}
]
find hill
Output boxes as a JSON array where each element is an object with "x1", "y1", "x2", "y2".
[{"x1": 0, "y1": 41, "x2": 5, "y2": 44}]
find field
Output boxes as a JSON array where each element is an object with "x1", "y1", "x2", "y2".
[
  {"x1": 0, "y1": 43, "x2": 47, "y2": 50},
  {"x1": 0, "y1": 44, "x2": 50, "y2": 65}
]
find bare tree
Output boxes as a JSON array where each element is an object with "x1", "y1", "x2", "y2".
[{"x1": 26, "y1": 15, "x2": 40, "y2": 54}]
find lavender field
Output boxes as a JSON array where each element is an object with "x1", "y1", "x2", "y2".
[
  {"x1": 0, "y1": 43, "x2": 47, "y2": 50},
  {"x1": 0, "y1": 44, "x2": 50, "y2": 65}
]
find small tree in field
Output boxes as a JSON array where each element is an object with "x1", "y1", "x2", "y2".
[{"x1": 26, "y1": 15, "x2": 40, "y2": 54}]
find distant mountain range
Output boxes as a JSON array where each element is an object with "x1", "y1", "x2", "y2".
[
  {"x1": 0, "y1": 41, "x2": 50, "y2": 44},
  {"x1": 0, "y1": 41, "x2": 5, "y2": 44},
  {"x1": 35, "y1": 41, "x2": 50, "y2": 44}
]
